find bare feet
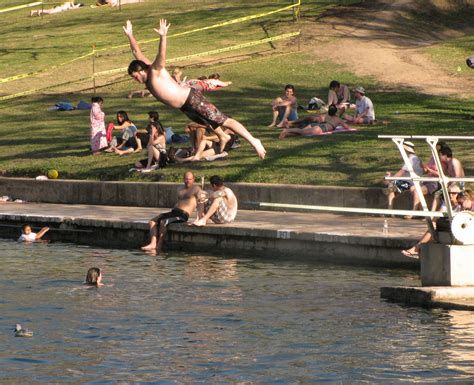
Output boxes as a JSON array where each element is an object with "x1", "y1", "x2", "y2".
[
  {"x1": 141, "y1": 243, "x2": 156, "y2": 251},
  {"x1": 267, "y1": 123, "x2": 277, "y2": 128},
  {"x1": 252, "y1": 138, "x2": 266, "y2": 159},
  {"x1": 192, "y1": 218, "x2": 207, "y2": 227},
  {"x1": 276, "y1": 119, "x2": 287, "y2": 128},
  {"x1": 279, "y1": 130, "x2": 288, "y2": 140}
]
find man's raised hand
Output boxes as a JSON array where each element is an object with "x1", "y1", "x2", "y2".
[
  {"x1": 153, "y1": 19, "x2": 170, "y2": 36},
  {"x1": 123, "y1": 20, "x2": 133, "y2": 36}
]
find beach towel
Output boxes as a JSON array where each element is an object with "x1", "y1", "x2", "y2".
[
  {"x1": 47, "y1": 102, "x2": 75, "y2": 111},
  {"x1": 76, "y1": 100, "x2": 92, "y2": 110},
  {"x1": 106, "y1": 122, "x2": 114, "y2": 142}
]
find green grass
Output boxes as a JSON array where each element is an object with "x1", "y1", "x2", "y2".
[
  {"x1": 424, "y1": 35, "x2": 474, "y2": 79},
  {"x1": 0, "y1": 0, "x2": 472, "y2": 187}
]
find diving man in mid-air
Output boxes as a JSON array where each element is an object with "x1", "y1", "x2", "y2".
[{"x1": 123, "y1": 19, "x2": 266, "y2": 159}]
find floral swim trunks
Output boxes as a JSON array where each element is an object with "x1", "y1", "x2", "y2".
[{"x1": 179, "y1": 88, "x2": 228, "y2": 130}]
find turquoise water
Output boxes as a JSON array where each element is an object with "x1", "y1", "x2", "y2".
[{"x1": 1, "y1": 239, "x2": 474, "y2": 383}]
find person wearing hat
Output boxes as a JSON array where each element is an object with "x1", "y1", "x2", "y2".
[
  {"x1": 402, "y1": 184, "x2": 463, "y2": 258},
  {"x1": 384, "y1": 141, "x2": 424, "y2": 215},
  {"x1": 343, "y1": 86, "x2": 375, "y2": 124}
]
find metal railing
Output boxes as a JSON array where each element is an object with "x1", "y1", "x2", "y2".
[{"x1": 254, "y1": 136, "x2": 473, "y2": 233}]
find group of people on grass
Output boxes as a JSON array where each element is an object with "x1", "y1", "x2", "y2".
[
  {"x1": 269, "y1": 81, "x2": 375, "y2": 139},
  {"x1": 90, "y1": 98, "x2": 241, "y2": 172},
  {"x1": 90, "y1": 18, "x2": 263, "y2": 174},
  {"x1": 91, "y1": 101, "x2": 169, "y2": 172}
]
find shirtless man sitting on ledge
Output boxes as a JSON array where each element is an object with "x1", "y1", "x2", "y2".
[{"x1": 141, "y1": 171, "x2": 201, "y2": 253}]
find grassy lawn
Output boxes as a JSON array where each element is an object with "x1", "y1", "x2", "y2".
[{"x1": 0, "y1": 0, "x2": 472, "y2": 186}]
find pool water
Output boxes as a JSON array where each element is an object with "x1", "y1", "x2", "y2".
[{"x1": 1, "y1": 239, "x2": 474, "y2": 383}]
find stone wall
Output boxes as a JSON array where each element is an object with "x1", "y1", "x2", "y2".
[{"x1": 0, "y1": 177, "x2": 413, "y2": 210}]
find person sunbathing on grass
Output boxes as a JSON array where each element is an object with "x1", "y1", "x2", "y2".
[
  {"x1": 173, "y1": 69, "x2": 232, "y2": 92},
  {"x1": 30, "y1": 1, "x2": 83, "y2": 16},
  {"x1": 123, "y1": 19, "x2": 265, "y2": 159},
  {"x1": 279, "y1": 105, "x2": 352, "y2": 139}
]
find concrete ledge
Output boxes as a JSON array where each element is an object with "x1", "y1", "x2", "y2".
[
  {"x1": 0, "y1": 177, "x2": 414, "y2": 211},
  {"x1": 420, "y1": 244, "x2": 474, "y2": 286},
  {"x1": 0, "y1": 203, "x2": 422, "y2": 268},
  {"x1": 381, "y1": 286, "x2": 474, "y2": 310}
]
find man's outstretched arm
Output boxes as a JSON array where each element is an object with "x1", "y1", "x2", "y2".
[
  {"x1": 123, "y1": 20, "x2": 152, "y2": 65},
  {"x1": 152, "y1": 19, "x2": 170, "y2": 70}
]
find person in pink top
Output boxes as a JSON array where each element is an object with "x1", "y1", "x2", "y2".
[{"x1": 90, "y1": 96, "x2": 108, "y2": 155}]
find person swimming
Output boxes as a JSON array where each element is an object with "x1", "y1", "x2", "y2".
[
  {"x1": 18, "y1": 224, "x2": 49, "y2": 242},
  {"x1": 85, "y1": 267, "x2": 103, "y2": 287}
]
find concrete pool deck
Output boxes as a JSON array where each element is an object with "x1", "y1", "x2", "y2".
[{"x1": 0, "y1": 201, "x2": 427, "y2": 267}]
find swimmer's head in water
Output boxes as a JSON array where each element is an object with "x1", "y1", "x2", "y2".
[
  {"x1": 86, "y1": 267, "x2": 102, "y2": 286},
  {"x1": 22, "y1": 224, "x2": 32, "y2": 235},
  {"x1": 128, "y1": 60, "x2": 149, "y2": 83}
]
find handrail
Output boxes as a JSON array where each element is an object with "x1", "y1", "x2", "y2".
[{"x1": 378, "y1": 135, "x2": 474, "y2": 227}]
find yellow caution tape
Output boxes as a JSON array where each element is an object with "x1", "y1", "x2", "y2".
[
  {"x1": 1, "y1": 30, "x2": 300, "y2": 101},
  {"x1": 0, "y1": 75, "x2": 93, "y2": 101},
  {"x1": 0, "y1": 1, "x2": 42, "y2": 13},
  {"x1": 96, "y1": 0, "x2": 301, "y2": 53},
  {"x1": 0, "y1": 1, "x2": 300, "y2": 84},
  {"x1": 93, "y1": 31, "x2": 300, "y2": 78},
  {"x1": 0, "y1": 51, "x2": 94, "y2": 84}
]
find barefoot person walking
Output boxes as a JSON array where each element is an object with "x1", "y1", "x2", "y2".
[
  {"x1": 141, "y1": 171, "x2": 201, "y2": 253},
  {"x1": 123, "y1": 19, "x2": 266, "y2": 159}
]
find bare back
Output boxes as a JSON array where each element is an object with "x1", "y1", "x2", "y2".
[
  {"x1": 448, "y1": 157, "x2": 465, "y2": 178},
  {"x1": 325, "y1": 115, "x2": 343, "y2": 129},
  {"x1": 223, "y1": 187, "x2": 238, "y2": 218},
  {"x1": 146, "y1": 67, "x2": 191, "y2": 109}
]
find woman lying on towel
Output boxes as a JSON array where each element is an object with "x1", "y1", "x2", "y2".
[
  {"x1": 279, "y1": 104, "x2": 352, "y2": 139},
  {"x1": 30, "y1": 1, "x2": 83, "y2": 16}
]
